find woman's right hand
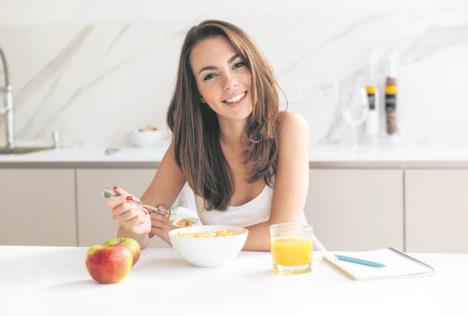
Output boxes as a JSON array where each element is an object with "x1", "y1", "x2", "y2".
[{"x1": 106, "y1": 187, "x2": 152, "y2": 236}]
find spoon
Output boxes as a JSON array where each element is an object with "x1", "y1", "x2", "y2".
[{"x1": 101, "y1": 189, "x2": 171, "y2": 218}]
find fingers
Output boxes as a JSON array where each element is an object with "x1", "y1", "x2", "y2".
[
  {"x1": 150, "y1": 212, "x2": 172, "y2": 229},
  {"x1": 150, "y1": 212, "x2": 167, "y2": 222},
  {"x1": 106, "y1": 186, "x2": 151, "y2": 236},
  {"x1": 130, "y1": 220, "x2": 151, "y2": 236},
  {"x1": 150, "y1": 227, "x2": 172, "y2": 246},
  {"x1": 150, "y1": 226, "x2": 164, "y2": 236},
  {"x1": 116, "y1": 208, "x2": 138, "y2": 223},
  {"x1": 118, "y1": 209, "x2": 151, "y2": 235},
  {"x1": 149, "y1": 212, "x2": 177, "y2": 247},
  {"x1": 116, "y1": 207, "x2": 145, "y2": 224},
  {"x1": 111, "y1": 202, "x2": 136, "y2": 219},
  {"x1": 112, "y1": 202, "x2": 147, "y2": 225},
  {"x1": 124, "y1": 213, "x2": 146, "y2": 227},
  {"x1": 113, "y1": 186, "x2": 130, "y2": 196},
  {"x1": 106, "y1": 186, "x2": 136, "y2": 209}
]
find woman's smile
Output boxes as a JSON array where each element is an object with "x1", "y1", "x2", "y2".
[
  {"x1": 223, "y1": 90, "x2": 248, "y2": 107},
  {"x1": 190, "y1": 35, "x2": 253, "y2": 120}
]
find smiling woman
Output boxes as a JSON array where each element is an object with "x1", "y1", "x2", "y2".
[
  {"x1": 192, "y1": 40, "x2": 253, "y2": 121},
  {"x1": 107, "y1": 20, "x2": 314, "y2": 252},
  {"x1": 168, "y1": 21, "x2": 280, "y2": 212}
]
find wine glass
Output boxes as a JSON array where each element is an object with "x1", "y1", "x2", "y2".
[{"x1": 341, "y1": 88, "x2": 369, "y2": 150}]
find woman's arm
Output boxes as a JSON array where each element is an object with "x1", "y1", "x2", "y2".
[
  {"x1": 140, "y1": 141, "x2": 187, "y2": 208},
  {"x1": 117, "y1": 141, "x2": 187, "y2": 248},
  {"x1": 243, "y1": 111, "x2": 310, "y2": 251}
]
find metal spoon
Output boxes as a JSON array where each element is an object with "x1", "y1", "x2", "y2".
[{"x1": 101, "y1": 189, "x2": 171, "y2": 218}]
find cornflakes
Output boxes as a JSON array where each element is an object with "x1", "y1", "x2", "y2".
[
  {"x1": 176, "y1": 229, "x2": 238, "y2": 238},
  {"x1": 174, "y1": 218, "x2": 198, "y2": 227}
]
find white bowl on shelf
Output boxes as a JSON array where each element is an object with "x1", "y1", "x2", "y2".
[
  {"x1": 128, "y1": 129, "x2": 165, "y2": 147},
  {"x1": 169, "y1": 225, "x2": 248, "y2": 268}
]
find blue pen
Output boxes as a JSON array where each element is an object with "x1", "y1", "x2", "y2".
[{"x1": 335, "y1": 255, "x2": 386, "y2": 268}]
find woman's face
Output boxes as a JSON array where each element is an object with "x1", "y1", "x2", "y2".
[{"x1": 190, "y1": 35, "x2": 253, "y2": 121}]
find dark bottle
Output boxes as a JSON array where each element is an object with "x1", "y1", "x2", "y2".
[{"x1": 385, "y1": 76, "x2": 397, "y2": 135}]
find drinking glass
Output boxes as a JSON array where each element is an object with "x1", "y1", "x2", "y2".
[
  {"x1": 270, "y1": 223, "x2": 313, "y2": 275},
  {"x1": 341, "y1": 87, "x2": 369, "y2": 149}
]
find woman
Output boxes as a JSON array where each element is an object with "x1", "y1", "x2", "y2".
[{"x1": 107, "y1": 20, "x2": 310, "y2": 251}]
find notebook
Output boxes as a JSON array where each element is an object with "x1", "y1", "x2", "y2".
[{"x1": 322, "y1": 247, "x2": 434, "y2": 281}]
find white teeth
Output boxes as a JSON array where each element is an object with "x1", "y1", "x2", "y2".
[{"x1": 225, "y1": 92, "x2": 246, "y2": 103}]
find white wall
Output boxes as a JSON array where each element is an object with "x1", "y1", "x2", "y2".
[{"x1": 1, "y1": 0, "x2": 468, "y2": 147}]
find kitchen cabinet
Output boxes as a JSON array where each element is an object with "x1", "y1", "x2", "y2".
[
  {"x1": 305, "y1": 169, "x2": 404, "y2": 251},
  {"x1": 0, "y1": 169, "x2": 76, "y2": 246},
  {"x1": 405, "y1": 169, "x2": 468, "y2": 252},
  {"x1": 3, "y1": 165, "x2": 467, "y2": 252},
  {"x1": 76, "y1": 168, "x2": 171, "y2": 248}
]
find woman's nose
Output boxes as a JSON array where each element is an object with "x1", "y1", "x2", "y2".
[{"x1": 223, "y1": 73, "x2": 239, "y2": 90}]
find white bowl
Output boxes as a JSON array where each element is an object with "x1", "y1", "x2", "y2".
[
  {"x1": 169, "y1": 225, "x2": 248, "y2": 268},
  {"x1": 128, "y1": 129, "x2": 165, "y2": 147}
]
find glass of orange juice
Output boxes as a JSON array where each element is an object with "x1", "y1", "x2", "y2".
[{"x1": 270, "y1": 223, "x2": 313, "y2": 275}]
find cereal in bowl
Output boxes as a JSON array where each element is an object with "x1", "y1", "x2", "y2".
[{"x1": 176, "y1": 229, "x2": 238, "y2": 238}]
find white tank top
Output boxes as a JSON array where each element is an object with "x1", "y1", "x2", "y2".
[
  {"x1": 195, "y1": 185, "x2": 309, "y2": 227},
  {"x1": 192, "y1": 185, "x2": 326, "y2": 250},
  {"x1": 195, "y1": 185, "x2": 273, "y2": 227}
]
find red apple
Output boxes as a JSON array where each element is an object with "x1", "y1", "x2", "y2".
[
  {"x1": 103, "y1": 237, "x2": 141, "y2": 266},
  {"x1": 86, "y1": 243, "x2": 132, "y2": 284}
]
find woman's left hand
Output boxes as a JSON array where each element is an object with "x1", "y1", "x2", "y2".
[{"x1": 149, "y1": 212, "x2": 177, "y2": 245}]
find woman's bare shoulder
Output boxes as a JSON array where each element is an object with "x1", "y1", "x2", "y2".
[{"x1": 277, "y1": 111, "x2": 309, "y2": 135}]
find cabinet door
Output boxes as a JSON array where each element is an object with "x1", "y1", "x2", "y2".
[
  {"x1": 0, "y1": 169, "x2": 76, "y2": 246},
  {"x1": 406, "y1": 169, "x2": 468, "y2": 252},
  {"x1": 305, "y1": 169, "x2": 404, "y2": 251},
  {"x1": 77, "y1": 169, "x2": 169, "y2": 248}
]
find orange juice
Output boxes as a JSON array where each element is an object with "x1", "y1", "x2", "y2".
[{"x1": 271, "y1": 236, "x2": 313, "y2": 267}]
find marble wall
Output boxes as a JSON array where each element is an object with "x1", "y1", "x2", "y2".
[{"x1": 1, "y1": 1, "x2": 468, "y2": 148}]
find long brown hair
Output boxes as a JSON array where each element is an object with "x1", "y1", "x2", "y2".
[{"x1": 167, "y1": 20, "x2": 280, "y2": 210}]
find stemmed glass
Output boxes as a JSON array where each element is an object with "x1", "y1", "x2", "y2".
[{"x1": 341, "y1": 88, "x2": 369, "y2": 150}]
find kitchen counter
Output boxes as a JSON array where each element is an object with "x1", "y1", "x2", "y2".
[
  {"x1": 0, "y1": 246, "x2": 466, "y2": 316},
  {"x1": 1, "y1": 144, "x2": 468, "y2": 168}
]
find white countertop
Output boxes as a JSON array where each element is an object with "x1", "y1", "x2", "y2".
[
  {"x1": 1, "y1": 144, "x2": 468, "y2": 167},
  {"x1": 0, "y1": 246, "x2": 466, "y2": 316}
]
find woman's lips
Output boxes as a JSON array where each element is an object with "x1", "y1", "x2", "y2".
[{"x1": 223, "y1": 91, "x2": 247, "y2": 106}]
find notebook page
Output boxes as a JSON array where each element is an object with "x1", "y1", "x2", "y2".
[{"x1": 323, "y1": 248, "x2": 434, "y2": 280}]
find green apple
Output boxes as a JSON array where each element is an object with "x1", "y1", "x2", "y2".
[
  {"x1": 103, "y1": 237, "x2": 141, "y2": 266},
  {"x1": 85, "y1": 243, "x2": 132, "y2": 284}
]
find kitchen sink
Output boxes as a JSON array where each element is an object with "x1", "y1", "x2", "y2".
[{"x1": 0, "y1": 146, "x2": 53, "y2": 154}]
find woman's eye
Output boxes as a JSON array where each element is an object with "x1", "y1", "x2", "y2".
[
  {"x1": 203, "y1": 73, "x2": 216, "y2": 81},
  {"x1": 234, "y1": 62, "x2": 246, "y2": 69}
]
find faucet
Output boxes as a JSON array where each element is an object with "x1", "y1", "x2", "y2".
[{"x1": 0, "y1": 47, "x2": 15, "y2": 149}]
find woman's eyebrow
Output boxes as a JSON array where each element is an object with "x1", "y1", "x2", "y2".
[
  {"x1": 198, "y1": 54, "x2": 240, "y2": 74},
  {"x1": 227, "y1": 54, "x2": 240, "y2": 64}
]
